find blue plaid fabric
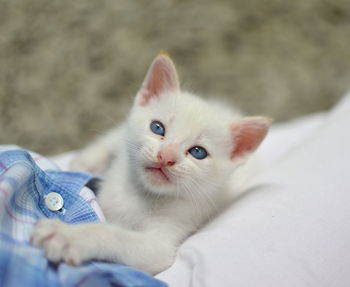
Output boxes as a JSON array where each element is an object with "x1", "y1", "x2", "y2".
[{"x1": 0, "y1": 147, "x2": 167, "y2": 287}]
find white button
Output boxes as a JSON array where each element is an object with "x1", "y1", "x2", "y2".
[{"x1": 44, "y1": 192, "x2": 64, "y2": 211}]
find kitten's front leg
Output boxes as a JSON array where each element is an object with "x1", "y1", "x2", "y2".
[
  {"x1": 30, "y1": 219, "x2": 99, "y2": 266},
  {"x1": 30, "y1": 219, "x2": 177, "y2": 274}
]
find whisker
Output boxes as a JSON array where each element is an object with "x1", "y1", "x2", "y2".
[
  {"x1": 185, "y1": 176, "x2": 219, "y2": 213},
  {"x1": 182, "y1": 181, "x2": 202, "y2": 220}
]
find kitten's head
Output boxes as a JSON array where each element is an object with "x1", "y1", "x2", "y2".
[{"x1": 126, "y1": 53, "x2": 271, "y2": 200}]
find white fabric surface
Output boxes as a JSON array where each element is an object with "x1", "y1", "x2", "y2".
[{"x1": 52, "y1": 92, "x2": 350, "y2": 287}]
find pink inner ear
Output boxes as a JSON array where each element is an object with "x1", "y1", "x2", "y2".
[
  {"x1": 138, "y1": 54, "x2": 180, "y2": 106},
  {"x1": 230, "y1": 117, "x2": 271, "y2": 160}
]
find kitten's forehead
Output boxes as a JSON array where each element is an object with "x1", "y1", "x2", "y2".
[
  {"x1": 161, "y1": 92, "x2": 232, "y2": 141},
  {"x1": 168, "y1": 113, "x2": 176, "y2": 124},
  {"x1": 133, "y1": 90, "x2": 237, "y2": 144}
]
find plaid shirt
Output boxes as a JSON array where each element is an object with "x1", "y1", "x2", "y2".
[{"x1": 0, "y1": 146, "x2": 166, "y2": 287}]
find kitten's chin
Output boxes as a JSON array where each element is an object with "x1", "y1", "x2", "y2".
[
  {"x1": 144, "y1": 167, "x2": 171, "y2": 185},
  {"x1": 137, "y1": 166, "x2": 178, "y2": 196}
]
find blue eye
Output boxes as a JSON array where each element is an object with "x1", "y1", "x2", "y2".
[
  {"x1": 188, "y1": 146, "x2": 208, "y2": 160},
  {"x1": 150, "y1": 121, "x2": 165, "y2": 136}
]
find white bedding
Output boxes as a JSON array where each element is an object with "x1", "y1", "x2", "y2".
[{"x1": 52, "y1": 92, "x2": 350, "y2": 287}]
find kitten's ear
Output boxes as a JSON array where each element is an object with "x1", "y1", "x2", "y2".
[
  {"x1": 230, "y1": 117, "x2": 272, "y2": 161},
  {"x1": 136, "y1": 53, "x2": 180, "y2": 106}
]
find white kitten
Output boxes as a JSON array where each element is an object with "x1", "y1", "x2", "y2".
[{"x1": 31, "y1": 54, "x2": 271, "y2": 274}]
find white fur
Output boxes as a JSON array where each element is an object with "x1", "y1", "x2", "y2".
[{"x1": 31, "y1": 56, "x2": 270, "y2": 274}]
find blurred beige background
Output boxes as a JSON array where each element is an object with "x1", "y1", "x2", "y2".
[{"x1": 1, "y1": 0, "x2": 350, "y2": 155}]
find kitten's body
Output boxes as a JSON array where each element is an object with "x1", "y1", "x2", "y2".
[{"x1": 31, "y1": 54, "x2": 271, "y2": 274}]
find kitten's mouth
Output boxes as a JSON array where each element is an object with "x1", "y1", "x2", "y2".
[{"x1": 145, "y1": 167, "x2": 170, "y2": 183}]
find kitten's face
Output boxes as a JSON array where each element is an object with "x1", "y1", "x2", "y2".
[
  {"x1": 127, "y1": 91, "x2": 235, "y2": 198},
  {"x1": 125, "y1": 54, "x2": 270, "y2": 199}
]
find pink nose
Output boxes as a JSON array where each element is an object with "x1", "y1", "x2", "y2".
[{"x1": 157, "y1": 143, "x2": 178, "y2": 166}]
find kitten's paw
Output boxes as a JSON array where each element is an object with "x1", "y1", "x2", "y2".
[
  {"x1": 69, "y1": 146, "x2": 111, "y2": 174},
  {"x1": 30, "y1": 219, "x2": 88, "y2": 265}
]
